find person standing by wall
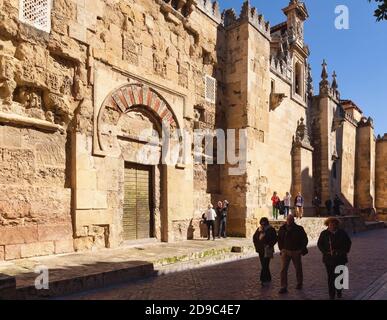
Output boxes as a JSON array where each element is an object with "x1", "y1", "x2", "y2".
[
  {"x1": 294, "y1": 192, "x2": 305, "y2": 219},
  {"x1": 325, "y1": 199, "x2": 333, "y2": 216},
  {"x1": 219, "y1": 200, "x2": 229, "y2": 238},
  {"x1": 215, "y1": 201, "x2": 223, "y2": 238},
  {"x1": 277, "y1": 214, "x2": 309, "y2": 294},
  {"x1": 333, "y1": 195, "x2": 344, "y2": 217},
  {"x1": 312, "y1": 195, "x2": 322, "y2": 217},
  {"x1": 204, "y1": 204, "x2": 217, "y2": 241},
  {"x1": 253, "y1": 217, "x2": 278, "y2": 286},
  {"x1": 271, "y1": 192, "x2": 280, "y2": 220},
  {"x1": 283, "y1": 192, "x2": 292, "y2": 218},
  {"x1": 318, "y1": 217, "x2": 352, "y2": 300}
]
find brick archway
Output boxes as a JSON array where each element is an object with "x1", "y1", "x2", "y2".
[{"x1": 97, "y1": 83, "x2": 179, "y2": 153}]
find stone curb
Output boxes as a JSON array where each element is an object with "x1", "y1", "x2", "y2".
[{"x1": 354, "y1": 272, "x2": 387, "y2": 300}]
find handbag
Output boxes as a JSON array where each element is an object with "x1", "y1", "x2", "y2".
[{"x1": 264, "y1": 245, "x2": 274, "y2": 259}]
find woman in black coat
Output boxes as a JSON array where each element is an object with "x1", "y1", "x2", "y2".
[
  {"x1": 318, "y1": 217, "x2": 352, "y2": 300},
  {"x1": 253, "y1": 217, "x2": 278, "y2": 286}
]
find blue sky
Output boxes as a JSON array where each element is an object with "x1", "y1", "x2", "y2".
[{"x1": 218, "y1": 0, "x2": 387, "y2": 136}]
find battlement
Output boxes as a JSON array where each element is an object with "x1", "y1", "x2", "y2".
[
  {"x1": 223, "y1": 1, "x2": 271, "y2": 40},
  {"x1": 377, "y1": 133, "x2": 387, "y2": 142},
  {"x1": 196, "y1": 0, "x2": 222, "y2": 24},
  {"x1": 358, "y1": 116, "x2": 375, "y2": 129}
]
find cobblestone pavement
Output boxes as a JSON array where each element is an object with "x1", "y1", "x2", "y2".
[{"x1": 61, "y1": 229, "x2": 387, "y2": 300}]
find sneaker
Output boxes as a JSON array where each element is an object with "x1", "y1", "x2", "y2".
[
  {"x1": 296, "y1": 284, "x2": 303, "y2": 290},
  {"x1": 278, "y1": 288, "x2": 288, "y2": 294}
]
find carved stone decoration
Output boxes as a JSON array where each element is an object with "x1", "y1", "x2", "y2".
[
  {"x1": 257, "y1": 170, "x2": 269, "y2": 207},
  {"x1": 293, "y1": 117, "x2": 313, "y2": 150},
  {"x1": 153, "y1": 53, "x2": 167, "y2": 78},
  {"x1": 270, "y1": 92, "x2": 286, "y2": 111},
  {"x1": 97, "y1": 83, "x2": 180, "y2": 154}
]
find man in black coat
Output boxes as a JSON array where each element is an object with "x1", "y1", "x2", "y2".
[
  {"x1": 253, "y1": 217, "x2": 278, "y2": 286},
  {"x1": 318, "y1": 217, "x2": 352, "y2": 300},
  {"x1": 277, "y1": 214, "x2": 308, "y2": 294}
]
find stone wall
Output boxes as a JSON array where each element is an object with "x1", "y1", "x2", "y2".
[
  {"x1": 355, "y1": 118, "x2": 376, "y2": 217},
  {"x1": 376, "y1": 134, "x2": 387, "y2": 221}
]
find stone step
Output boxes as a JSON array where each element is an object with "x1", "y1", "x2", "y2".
[
  {"x1": 0, "y1": 239, "x2": 255, "y2": 300},
  {"x1": 2, "y1": 261, "x2": 155, "y2": 300},
  {"x1": 365, "y1": 221, "x2": 386, "y2": 231}
]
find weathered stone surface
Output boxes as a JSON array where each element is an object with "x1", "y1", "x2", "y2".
[
  {"x1": 54, "y1": 239, "x2": 74, "y2": 254},
  {"x1": 0, "y1": 246, "x2": 4, "y2": 261},
  {"x1": 20, "y1": 241, "x2": 55, "y2": 258},
  {"x1": 38, "y1": 224, "x2": 73, "y2": 242},
  {"x1": 5, "y1": 244, "x2": 22, "y2": 260},
  {"x1": 0, "y1": 226, "x2": 38, "y2": 245}
]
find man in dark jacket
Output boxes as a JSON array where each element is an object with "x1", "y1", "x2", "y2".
[
  {"x1": 277, "y1": 214, "x2": 308, "y2": 294},
  {"x1": 253, "y1": 217, "x2": 278, "y2": 286},
  {"x1": 318, "y1": 217, "x2": 352, "y2": 300}
]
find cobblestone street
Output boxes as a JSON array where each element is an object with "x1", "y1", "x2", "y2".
[{"x1": 61, "y1": 229, "x2": 387, "y2": 300}]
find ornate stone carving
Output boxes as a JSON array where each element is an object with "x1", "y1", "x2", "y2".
[
  {"x1": 293, "y1": 117, "x2": 313, "y2": 150},
  {"x1": 153, "y1": 53, "x2": 167, "y2": 78}
]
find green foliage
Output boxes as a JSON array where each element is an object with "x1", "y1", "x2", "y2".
[{"x1": 369, "y1": 0, "x2": 387, "y2": 21}]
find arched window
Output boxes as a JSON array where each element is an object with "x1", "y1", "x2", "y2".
[{"x1": 295, "y1": 62, "x2": 303, "y2": 97}]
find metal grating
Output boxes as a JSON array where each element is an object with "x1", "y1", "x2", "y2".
[
  {"x1": 19, "y1": 0, "x2": 52, "y2": 33},
  {"x1": 204, "y1": 75, "x2": 216, "y2": 104}
]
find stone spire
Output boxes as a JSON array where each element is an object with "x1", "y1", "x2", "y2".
[
  {"x1": 321, "y1": 59, "x2": 328, "y2": 81},
  {"x1": 319, "y1": 59, "x2": 329, "y2": 95},
  {"x1": 332, "y1": 71, "x2": 338, "y2": 90}
]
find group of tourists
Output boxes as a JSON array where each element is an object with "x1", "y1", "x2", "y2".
[
  {"x1": 273, "y1": 191, "x2": 346, "y2": 220},
  {"x1": 271, "y1": 192, "x2": 305, "y2": 220},
  {"x1": 202, "y1": 200, "x2": 229, "y2": 240},
  {"x1": 253, "y1": 215, "x2": 352, "y2": 300}
]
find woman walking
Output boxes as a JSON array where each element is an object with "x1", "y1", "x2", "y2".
[
  {"x1": 317, "y1": 217, "x2": 352, "y2": 300},
  {"x1": 283, "y1": 192, "x2": 292, "y2": 218},
  {"x1": 271, "y1": 192, "x2": 280, "y2": 220},
  {"x1": 253, "y1": 217, "x2": 278, "y2": 286}
]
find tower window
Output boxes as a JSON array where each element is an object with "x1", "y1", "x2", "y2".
[{"x1": 295, "y1": 62, "x2": 303, "y2": 97}]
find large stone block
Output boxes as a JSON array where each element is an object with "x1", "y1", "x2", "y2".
[
  {"x1": 4, "y1": 244, "x2": 21, "y2": 260},
  {"x1": 37, "y1": 224, "x2": 73, "y2": 242},
  {"x1": 54, "y1": 239, "x2": 74, "y2": 254},
  {"x1": 20, "y1": 241, "x2": 55, "y2": 258},
  {"x1": 76, "y1": 169, "x2": 97, "y2": 190},
  {"x1": 0, "y1": 226, "x2": 38, "y2": 245},
  {"x1": 0, "y1": 246, "x2": 4, "y2": 261},
  {"x1": 75, "y1": 209, "x2": 113, "y2": 227},
  {"x1": 73, "y1": 236, "x2": 94, "y2": 252}
]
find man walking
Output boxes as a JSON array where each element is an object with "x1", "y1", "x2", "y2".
[
  {"x1": 318, "y1": 217, "x2": 352, "y2": 300},
  {"x1": 277, "y1": 214, "x2": 309, "y2": 294},
  {"x1": 204, "y1": 204, "x2": 217, "y2": 241}
]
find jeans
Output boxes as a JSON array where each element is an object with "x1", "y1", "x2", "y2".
[
  {"x1": 258, "y1": 252, "x2": 272, "y2": 283},
  {"x1": 219, "y1": 218, "x2": 227, "y2": 238},
  {"x1": 206, "y1": 220, "x2": 215, "y2": 240},
  {"x1": 284, "y1": 206, "x2": 290, "y2": 217},
  {"x1": 325, "y1": 262, "x2": 344, "y2": 299},
  {"x1": 280, "y1": 250, "x2": 303, "y2": 289}
]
